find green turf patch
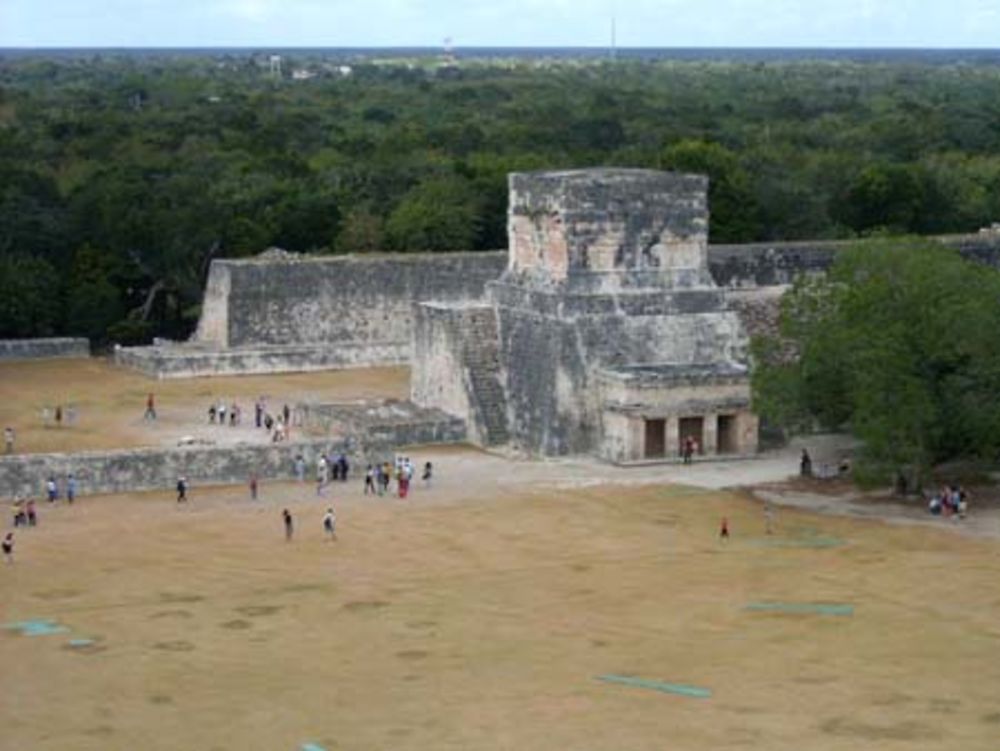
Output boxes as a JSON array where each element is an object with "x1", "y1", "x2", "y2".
[
  {"x1": 596, "y1": 674, "x2": 711, "y2": 698},
  {"x1": 2, "y1": 619, "x2": 70, "y2": 637},
  {"x1": 745, "y1": 602, "x2": 854, "y2": 616}
]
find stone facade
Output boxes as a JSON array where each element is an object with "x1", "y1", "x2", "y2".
[
  {"x1": 0, "y1": 337, "x2": 89, "y2": 361},
  {"x1": 413, "y1": 168, "x2": 758, "y2": 460}
]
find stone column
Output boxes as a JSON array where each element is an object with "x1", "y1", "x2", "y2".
[
  {"x1": 702, "y1": 413, "x2": 718, "y2": 456},
  {"x1": 666, "y1": 415, "x2": 680, "y2": 458}
]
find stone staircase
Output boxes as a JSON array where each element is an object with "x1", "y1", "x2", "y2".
[{"x1": 462, "y1": 308, "x2": 510, "y2": 447}]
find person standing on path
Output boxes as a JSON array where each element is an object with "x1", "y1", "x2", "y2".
[
  {"x1": 364, "y1": 465, "x2": 376, "y2": 495},
  {"x1": 283, "y1": 509, "x2": 294, "y2": 541},
  {"x1": 719, "y1": 516, "x2": 730, "y2": 541},
  {"x1": 46, "y1": 477, "x2": 58, "y2": 503},
  {"x1": 323, "y1": 507, "x2": 336, "y2": 541},
  {"x1": 2, "y1": 533, "x2": 13, "y2": 563},
  {"x1": 26, "y1": 499, "x2": 36, "y2": 527},
  {"x1": 176, "y1": 476, "x2": 188, "y2": 503},
  {"x1": 249, "y1": 472, "x2": 259, "y2": 501},
  {"x1": 144, "y1": 393, "x2": 157, "y2": 421},
  {"x1": 65, "y1": 473, "x2": 76, "y2": 504}
]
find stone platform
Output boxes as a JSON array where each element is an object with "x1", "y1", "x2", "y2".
[{"x1": 114, "y1": 341, "x2": 409, "y2": 379}]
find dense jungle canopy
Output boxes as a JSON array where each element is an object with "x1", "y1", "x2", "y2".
[{"x1": 2, "y1": 52, "x2": 1000, "y2": 343}]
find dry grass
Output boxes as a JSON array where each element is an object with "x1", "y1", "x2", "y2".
[
  {"x1": 0, "y1": 359, "x2": 408, "y2": 454},
  {"x1": 2, "y1": 458, "x2": 998, "y2": 751}
]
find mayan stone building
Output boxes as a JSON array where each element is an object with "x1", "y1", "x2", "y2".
[{"x1": 412, "y1": 168, "x2": 759, "y2": 461}]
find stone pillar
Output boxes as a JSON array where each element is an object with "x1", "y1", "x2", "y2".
[
  {"x1": 666, "y1": 415, "x2": 680, "y2": 458},
  {"x1": 702, "y1": 412, "x2": 718, "y2": 456}
]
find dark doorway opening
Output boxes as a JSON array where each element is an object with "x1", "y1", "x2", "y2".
[
  {"x1": 717, "y1": 414, "x2": 736, "y2": 454},
  {"x1": 644, "y1": 418, "x2": 666, "y2": 459},
  {"x1": 679, "y1": 417, "x2": 704, "y2": 456}
]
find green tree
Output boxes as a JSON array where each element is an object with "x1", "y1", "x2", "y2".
[
  {"x1": 752, "y1": 237, "x2": 1000, "y2": 483},
  {"x1": 0, "y1": 254, "x2": 61, "y2": 337},
  {"x1": 384, "y1": 176, "x2": 483, "y2": 251},
  {"x1": 660, "y1": 140, "x2": 761, "y2": 242}
]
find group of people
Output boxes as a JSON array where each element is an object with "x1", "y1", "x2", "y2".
[
  {"x1": 363, "y1": 458, "x2": 431, "y2": 498},
  {"x1": 928, "y1": 485, "x2": 969, "y2": 519},
  {"x1": 6, "y1": 474, "x2": 79, "y2": 563},
  {"x1": 311, "y1": 452, "x2": 351, "y2": 493}
]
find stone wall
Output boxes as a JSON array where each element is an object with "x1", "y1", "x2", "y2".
[
  {"x1": 196, "y1": 251, "x2": 507, "y2": 351},
  {"x1": 0, "y1": 416, "x2": 466, "y2": 499},
  {"x1": 0, "y1": 338, "x2": 90, "y2": 361}
]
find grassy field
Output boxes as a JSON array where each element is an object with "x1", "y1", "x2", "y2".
[
  {"x1": 2, "y1": 462, "x2": 998, "y2": 751},
  {"x1": 0, "y1": 358, "x2": 408, "y2": 454}
]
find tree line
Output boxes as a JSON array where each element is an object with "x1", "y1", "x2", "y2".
[{"x1": 2, "y1": 53, "x2": 1000, "y2": 343}]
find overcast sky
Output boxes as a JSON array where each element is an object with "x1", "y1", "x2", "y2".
[{"x1": 2, "y1": 0, "x2": 998, "y2": 48}]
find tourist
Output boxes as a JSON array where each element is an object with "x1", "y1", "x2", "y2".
[
  {"x1": 65, "y1": 473, "x2": 76, "y2": 504},
  {"x1": 144, "y1": 393, "x2": 156, "y2": 421},
  {"x1": 381, "y1": 461, "x2": 392, "y2": 495},
  {"x1": 682, "y1": 437, "x2": 694, "y2": 465},
  {"x1": 249, "y1": 472, "x2": 259, "y2": 501},
  {"x1": 2, "y1": 533, "x2": 13, "y2": 564},
  {"x1": 719, "y1": 516, "x2": 730, "y2": 540},
  {"x1": 764, "y1": 501, "x2": 774, "y2": 535},
  {"x1": 323, "y1": 507, "x2": 336, "y2": 540},
  {"x1": 176, "y1": 476, "x2": 188, "y2": 503},
  {"x1": 294, "y1": 454, "x2": 306, "y2": 483},
  {"x1": 283, "y1": 403, "x2": 291, "y2": 426},
  {"x1": 254, "y1": 400, "x2": 263, "y2": 428},
  {"x1": 208, "y1": 404, "x2": 216, "y2": 424},
  {"x1": 264, "y1": 413, "x2": 274, "y2": 432},
  {"x1": 46, "y1": 476, "x2": 58, "y2": 503},
  {"x1": 422, "y1": 461, "x2": 433, "y2": 488},
  {"x1": 283, "y1": 508, "x2": 294, "y2": 541},
  {"x1": 217, "y1": 402, "x2": 227, "y2": 426},
  {"x1": 398, "y1": 461, "x2": 411, "y2": 499},
  {"x1": 338, "y1": 454, "x2": 349, "y2": 482},
  {"x1": 26, "y1": 499, "x2": 36, "y2": 527},
  {"x1": 12, "y1": 495, "x2": 26, "y2": 527},
  {"x1": 928, "y1": 493, "x2": 942, "y2": 516},
  {"x1": 364, "y1": 464, "x2": 376, "y2": 495},
  {"x1": 800, "y1": 448, "x2": 813, "y2": 477},
  {"x1": 4, "y1": 426, "x2": 14, "y2": 454},
  {"x1": 331, "y1": 455, "x2": 341, "y2": 482},
  {"x1": 55, "y1": 405, "x2": 63, "y2": 426},
  {"x1": 230, "y1": 403, "x2": 239, "y2": 427}
]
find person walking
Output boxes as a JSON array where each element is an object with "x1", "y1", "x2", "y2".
[
  {"x1": 283, "y1": 509, "x2": 294, "y2": 541},
  {"x1": 249, "y1": 472, "x2": 259, "y2": 501},
  {"x1": 176, "y1": 476, "x2": 188, "y2": 503},
  {"x1": 422, "y1": 461, "x2": 433, "y2": 488},
  {"x1": 294, "y1": 454, "x2": 306, "y2": 483},
  {"x1": 4, "y1": 426, "x2": 14, "y2": 454},
  {"x1": 323, "y1": 507, "x2": 337, "y2": 541},
  {"x1": 65, "y1": 473, "x2": 77, "y2": 504},
  {"x1": 719, "y1": 516, "x2": 730, "y2": 541},
  {"x1": 26, "y1": 499, "x2": 36, "y2": 527},
  {"x1": 364, "y1": 465, "x2": 376, "y2": 495},
  {"x1": 46, "y1": 476, "x2": 58, "y2": 503},
  {"x1": 2, "y1": 533, "x2": 13, "y2": 564},
  {"x1": 144, "y1": 393, "x2": 157, "y2": 421}
]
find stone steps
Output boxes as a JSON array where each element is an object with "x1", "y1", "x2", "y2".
[{"x1": 461, "y1": 310, "x2": 510, "y2": 446}]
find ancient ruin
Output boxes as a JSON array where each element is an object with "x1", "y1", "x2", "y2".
[{"x1": 412, "y1": 169, "x2": 757, "y2": 460}]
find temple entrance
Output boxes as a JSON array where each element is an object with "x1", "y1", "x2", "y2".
[
  {"x1": 679, "y1": 417, "x2": 704, "y2": 455},
  {"x1": 717, "y1": 414, "x2": 737, "y2": 454},
  {"x1": 644, "y1": 418, "x2": 666, "y2": 459}
]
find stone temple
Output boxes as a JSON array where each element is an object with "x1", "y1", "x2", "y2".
[{"x1": 412, "y1": 168, "x2": 759, "y2": 461}]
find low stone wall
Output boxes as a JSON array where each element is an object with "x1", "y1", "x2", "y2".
[
  {"x1": 114, "y1": 341, "x2": 409, "y2": 379},
  {"x1": 0, "y1": 337, "x2": 90, "y2": 361},
  {"x1": 0, "y1": 413, "x2": 467, "y2": 499}
]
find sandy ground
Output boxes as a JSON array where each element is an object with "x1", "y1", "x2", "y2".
[
  {"x1": 0, "y1": 359, "x2": 408, "y2": 454},
  {"x1": 3, "y1": 444, "x2": 1000, "y2": 751}
]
